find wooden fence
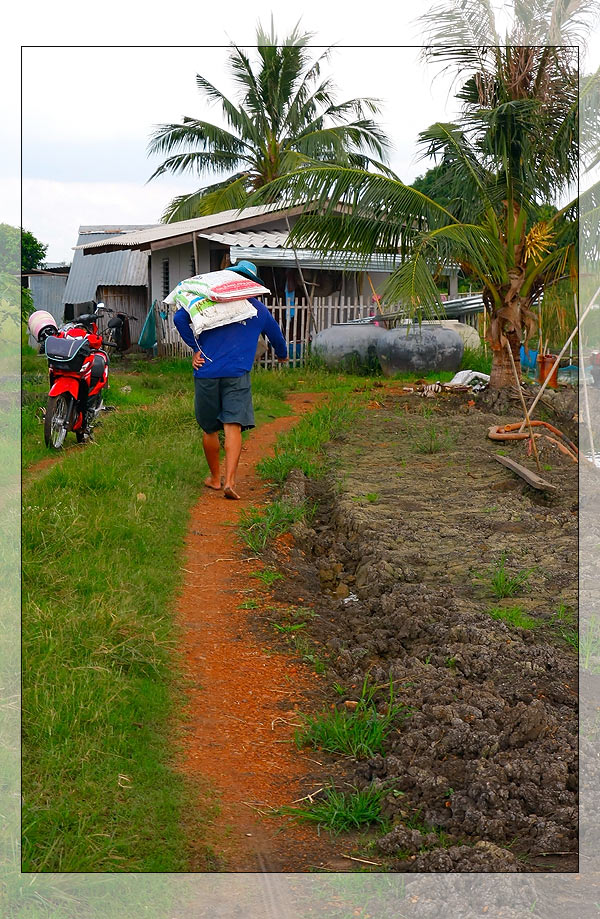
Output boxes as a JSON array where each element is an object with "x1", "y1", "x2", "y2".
[
  {"x1": 154, "y1": 294, "x2": 485, "y2": 368},
  {"x1": 155, "y1": 297, "x2": 376, "y2": 368}
]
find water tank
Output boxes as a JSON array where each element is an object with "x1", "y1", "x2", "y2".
[
  {"x1": 421, "y1": 320, "x2": 481, "y2": 351},
  {"x1": 312, "y1": 324, "x2": 389, "y2": 372},
  {"x1": 375, "y1": 325, "x2": 464, "y2": 377}
]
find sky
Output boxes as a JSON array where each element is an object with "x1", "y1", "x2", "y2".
[{"x1": 5, "y1": 1, "x2": 600, "y2": 263}]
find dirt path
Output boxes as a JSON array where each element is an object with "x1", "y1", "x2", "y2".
[{"x1": 176, "y1": 392, "x2": 343, "y2": 872}]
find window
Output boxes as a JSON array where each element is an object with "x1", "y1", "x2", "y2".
[{"x1": 162, "y1": 259, "x2": 170, "y2": 299}]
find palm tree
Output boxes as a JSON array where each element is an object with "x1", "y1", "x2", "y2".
[
  {"x1": 249, "y1": 2, "x2": 590, "y2": 390},
  {"x1": 147, "y1": 20, "x2": 391, "y2": 223}
]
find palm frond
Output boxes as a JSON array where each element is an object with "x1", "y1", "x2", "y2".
[
  {"x1": 194, "y1": 74, "x2": 256, "y2": 137},
  {"x1": 292, "y1": 122, "x2": 390, "y2": 163},
  {"x1": 147, "y1": 120, "x2": 249, "y2": 157},
  {"x1": 147, "y1": 150, "x2": 247, "y2": 182},
  {"x1": 417, "y1": 120, "x2": 496, "y2": 221},
  {"x1": 249, "y1": 165, "x2": 458, "y2": 237},
  {"x1": 161, "y1": 173, "x2": 250, "y2": 222},
  {"x1": 382, "y1": 249, "x2": 444, "y2": 317}
]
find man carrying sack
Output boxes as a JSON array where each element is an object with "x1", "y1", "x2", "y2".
[{"x1": 172, "y1": 260, "x2": 288, "y2": 500}]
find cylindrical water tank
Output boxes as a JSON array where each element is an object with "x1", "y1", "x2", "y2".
[
  {"x1": 375, "y1": 325, "x2": 464, "y2": 377},
  {"x1": 312, "y1": 324, "x2": 389, "y2": 371},
  {"x1": 421, "y1": 320, "x2": 481, "y2": 351}
]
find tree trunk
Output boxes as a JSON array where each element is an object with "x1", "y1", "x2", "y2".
[{"x1": 489, "y1": 330, "x2": 521, "y2": 390}]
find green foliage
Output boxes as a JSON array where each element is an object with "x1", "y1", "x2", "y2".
[
  {"x1": 580, "y1": 617, "x2": 600, "y2": 672},
  {"x1": 257, "y1": 395, "x2": 361, "y2": 484},
  {"x1": 20, "y1": 361, "x2": 291, "y2": 872},
  {"x1": 487, "y1": 605, "x2": 539, "y2": 630},
  {"x1": 459, "y1": 346, "x2": 492, "y2": 375},
  {"x1": 277, "y1": 783, "x2": 388, "y2": 834},
  {"x1": 0, "y1": 223, "x2": 20, "y2": 273},
  {"x1": 0, "y1": 271, "x2": 22, "y2": 335},
  {"x1": 238, "y1": 497, "x2": 310, "y2": 552},
  {"x1": 296, "y1": 676, "x2": 408, "y2": 759},
  {"x1": 21, "y1": 228, "x2": 48, "y2": 272},
  {"x1": 249, "y1": 567, "x2": 284, "y2": 587},
  {"x1": 290, "y1": 632, "x2": 326, "y2": 673},
  {"x1": 549, "y1": 604, "x2": 578, "y2": 650},
  {"x1": 475, "y1": 551, "x2": 533, "y2": 598},
  {"x1": 411, "y1": 162, "x2": 456, "y2": 212},
  {"x1": 414, "y1": 424, "x2": 454, "y2": 454},
  {"x1": 250, "y1": 7, "x2": 584, "y2": 387},
  {"x1": 21, "y1": 285, "x2": 34, "y2": 321},
  {"x1": 147, "y1": 21, "x2": 391, "y2": 221}
]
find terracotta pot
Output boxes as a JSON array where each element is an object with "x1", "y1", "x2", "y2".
[{"x1": 538, "y1": 353, "x2": 558, "y2": 389}]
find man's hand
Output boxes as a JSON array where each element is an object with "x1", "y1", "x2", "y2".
[{"x1": 192, "y1": 351, "x2": 205, "y2": 370}]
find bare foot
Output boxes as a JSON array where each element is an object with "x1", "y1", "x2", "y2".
[
  {"x1": 223, "y1": 485, "x2": 240, "y2": 500},
  {"x1": 204, "y1": 476, "x2": 222, "y2": 491}
]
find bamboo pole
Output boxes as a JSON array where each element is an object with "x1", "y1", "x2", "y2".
[
  {"x1": 506, "y1": 339, "x2": 543, "y2": 475},
  {"x1": 577, "y1": 296, "x2": 597, "y2": 465},
  {"x1": 518, "y1": 291, "x2": 598, "y2": 432},
  {"x1": 285, "y1": 216, "x2": 318, "y2": 337},
  {"x1": 192, "y1": 231, "x2": 199, "y2": 276}
]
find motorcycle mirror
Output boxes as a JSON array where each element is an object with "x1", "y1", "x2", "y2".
[{"x1": 96, "y1": 302, "x2": 106, "y2": 311}]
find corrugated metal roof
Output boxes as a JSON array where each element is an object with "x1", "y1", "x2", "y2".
[
  {"x1": 76, "y1": 205, "x2": 298, "y2": 254},
  {"x1": 200, "y1": 230, "x2": 288, "y2": 248},
  {"x1": 64, "y1": 227, "x2": 151, "y2": 305},
  {"x1": 201, "y1": 228, "x2": 402, "y2": 270},
  {"x1": 230, "y1": 244, "x2": 402, "y2": 272}
]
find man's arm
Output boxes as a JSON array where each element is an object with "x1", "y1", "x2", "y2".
[
  {"x1": 252, "y1": 299, "x2": 288, "y2": 361},
  {"x1": 173, "y1": 307, "x2": 199, "y2": 352},
  {"x1": 173, "y1": 307, "x2": 205, "y2": 369}
]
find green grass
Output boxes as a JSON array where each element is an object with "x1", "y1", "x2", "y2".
[
  {"x1": 296, "y1": 677, "x2": 408, "y2": 759},
  {"x1": 413, "y1": 424, "x2": 454, "y2": 454},
  {"x1": 272, "y1": 620, "x2": 306, "y2": 633},
  {"x1": 256, "y1": 394, "x2": 362, "y2": 485},
  {"x1": 474, "y1": 551, "x2": 533, "y2": 598},
  {"x1": 290, "y1": 632, "x2": 327, "y2": 674},
  {"x1": 277, "y1": 784, "x2": 388, "y2": 834},
  {"x1": 549, "y1": 604, "x2": 578, "y2": 649},
  {"x1": 250, "y1": 568, "x2": 284, "y2": 587},
  {"x1": 238, "y1": 497, "x2": 311, "y2": 552},
  {"x1": 487, "y1": 605, "x2": 539, "y2": 630},
  {"x1": 580, "y1": 617, "x2": 600, "y2": 671},
  {"x1": 21, "y1": 360, "x2": 291, "y2": 873},
  {"x1": 459, "y1": 346, "x2": 492, "y2": 375}
]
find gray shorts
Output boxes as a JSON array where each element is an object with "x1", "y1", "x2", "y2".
[{"x1": 194, "y1": 372, "x2": 255, "y2": 433}]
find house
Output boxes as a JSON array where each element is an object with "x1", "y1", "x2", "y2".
[
  {"x1": 64, "y1": 226, "x2": 153, "y2": 343},
  {"x1": 22, "y1": 263, "x2": 70, "y2": 326},
  {"x1": 77, "y1": 205, "x2": 398, "y2": 309}
]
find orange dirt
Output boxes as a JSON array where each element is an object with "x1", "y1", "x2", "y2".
[{"x1": 176, "y1": 392, "x2": 346, "y2": 872}]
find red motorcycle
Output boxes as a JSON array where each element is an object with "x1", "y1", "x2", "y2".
[{"x1": 28, "y1": 304, "x2": 116, "y2": 449}]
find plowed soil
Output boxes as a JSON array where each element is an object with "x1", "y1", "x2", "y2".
[{"x1": 259, "y1": 387, "x2": 579, "y2": 873}]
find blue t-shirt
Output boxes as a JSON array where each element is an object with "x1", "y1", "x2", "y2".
[{"x1": 173, "y1": 297, "x2": 288, "y2": 378}]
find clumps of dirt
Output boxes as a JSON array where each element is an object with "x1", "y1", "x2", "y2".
[{"x1": 275, "y1": 393, "x2": 578, "y2": 872}]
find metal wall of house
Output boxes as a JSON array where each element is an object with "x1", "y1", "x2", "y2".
[
  {"x1": 28, "y1": 274, "x2": 68, "y2": 323},
  {"x1": 150, "y1": 241, "x2": 210, "y2": 304},
  {"x1": 96, "y1": 286, "x2": 149, "y2": 347}
]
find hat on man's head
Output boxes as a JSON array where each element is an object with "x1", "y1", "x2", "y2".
[{"x1": 228, "y1": 260, "x2": 262, "y2": 284}]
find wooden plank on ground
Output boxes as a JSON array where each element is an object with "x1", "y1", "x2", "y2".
[{"x1": 493, "y1": 454, "x2": 558, "y2": 491}]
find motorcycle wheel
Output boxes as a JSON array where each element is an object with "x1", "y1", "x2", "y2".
[{"x1": 44, "y1": 394, "x2": 73, "y2": 449}]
